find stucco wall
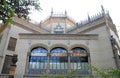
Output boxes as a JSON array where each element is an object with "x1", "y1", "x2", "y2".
[
  {"x1": 68, "y1": 17, "x2": 116, "y2": 68},
  {"x1": 15, "y1": 36, "x2": 95, "y2": 78},
  {"x1": 14, "y1": 20, "x2": 117, "y2": 78},
  {"x1": 84, "y1": 25, "x2": 116, "y2": 68},
  {"x1": 0, "y1": 25, "x2": 10, "y2": 73},
  {"x1": 0, "y1": 24, "x2": 32, "y2": 74}
]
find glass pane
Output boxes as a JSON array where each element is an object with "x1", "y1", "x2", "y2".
[
  {"x1": 78, "y1": 63, "x2": 81, "y2": 69},
  {"x1": 71, "y1": 63, "x2": 74, "y2": 69},
  {"x1": 53, "y1": 63, "x2": 56, "y2": 69},
  {"x1": 40, "y1": 63, "x2": 44, "y2": 69},
  {"x1": 71, "y1": 63, "x2": 79, "y2": 69},
  {"x1": 50, "y1": 63, "x2": 52, "y2": 69},
  {"x1": 81, "y1": 63, "x2": 84, "y2": 69},
  {"x1": 51, "y1": 47, "x2": 67, "y2": 53},
  {"x1": 32, "y1": 62, "x2": 36, "y2": 69},
  {"x1": 64, "y1": 63, "x2": 68, "y2": 69},
  {"x1": 38, "y1": 62, "x2": 41, "y2": 69},
  {"x1": 56, "y1": 63, "x2": 60, "y2": 69},
  {"x1": 60, "y1": 56, "x2": 67, "y2": 62},
  {"x1": 44, "y1": 63, "x2": 48, "y2": 69},
  {"x1": 29, "y1": 62, "x2": 32, "y2": 69},
  {"x1": 61, "y1": 63, "x2": 64, "y2": 69},
  {"x1": 73, "y1": 63, "x2": 77, "y2": 69},
  {"x1": 36, "y1": 62, "x2": 39, "y2": 69}
]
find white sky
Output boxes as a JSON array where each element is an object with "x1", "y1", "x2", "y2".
[{"x1": 29, "y1": 0, "x2": 120, "y2": 32}]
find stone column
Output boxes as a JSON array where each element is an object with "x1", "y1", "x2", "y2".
[
  {"x1": 25, "y1": 52, "x2": 30, "y2": 74},
  {"x1": 47, "y1": 49, "x2": 50, "y2": 75},
  {"x1": 68, "y1": 51, "x2": 71, "y2": 71}
]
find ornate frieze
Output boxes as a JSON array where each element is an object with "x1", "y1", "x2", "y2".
[{"x1": 19, "y1": 34, "x2": 98, "y2": 40}]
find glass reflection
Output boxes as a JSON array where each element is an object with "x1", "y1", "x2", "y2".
[
  {"x1": 70, "y1": 47, "x2": 88, "y2": 69},
  {"x1": 50, "y1": 47, "x2": 68, "y2": 69},
  {"x1": 29, "y1": 47, "x2": 48, "y2": 69}
]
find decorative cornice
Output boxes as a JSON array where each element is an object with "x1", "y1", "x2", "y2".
[
  {"x1": 68, "y1": 17, "x2": 105, "y2": 33},
  {"x1": 79, "y1": 23, "x2": 105, "y2": 33},
  {"x1": 19, "y1": 34, "x2": 98, "y2": 40},
  {"x1": 12, "y1": 17, "x2": 48, "y2": 33},
  {"x1": 0, "y1": 17, "x2": 49, "y2": 34}
]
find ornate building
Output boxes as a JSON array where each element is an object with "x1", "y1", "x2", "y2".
[{"x1": 0, "y1": 7, "x2": 120, "y2": 78}]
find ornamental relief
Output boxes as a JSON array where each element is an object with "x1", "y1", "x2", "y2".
[{"x1": 20, "y1": 34, "x2": 98, "y2": 40}]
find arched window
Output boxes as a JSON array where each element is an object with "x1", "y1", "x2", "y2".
[
  {"x1": 50, "y1": 47, "x2": 68, "y2": 69},
  {"x1": 29, "y1": 47, "x2": 48, "y2": 69},
  {"x1": 70, "y1": 47, "x2": 88, "y2": 69}
]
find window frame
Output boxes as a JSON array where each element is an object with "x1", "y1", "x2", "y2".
[
  {"x1": 70, "y1": 47, "x2": 88, "y2": 69},
  {"x1": 7, "y1": 37, "x2": 17, "y2": 51},
  {"x1": 29, "y1": 47, "x2": 48, "y2": 69},
  {"x1": 50, "y1": 47, "x2": 68, "y2": 69}
]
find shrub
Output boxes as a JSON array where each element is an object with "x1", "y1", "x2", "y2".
[{"x1": 40, "y1": 66, "x2": 120, "y2": 78}]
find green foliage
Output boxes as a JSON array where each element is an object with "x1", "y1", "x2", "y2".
[
  {"x1": 90, "y1": 66, "x2": 120, "y2": 78},
  {"x1": 0, "y1": 0, "x2": 41, "y2": 24},
  {"x1": 54, "y1": 74, "x2": 66, "y2": 78},
  {"x1": 39, "y1": 66, "x2": 120, "y2": 78},
  {"x1": 67, "y1": 69, "x2": 76, "y2": 78},
  {"x1": 0, "y1": 0, "x2": 14, "y2": 24}
]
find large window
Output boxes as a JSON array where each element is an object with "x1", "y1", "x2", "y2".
[
  {"x1": 50, "y1": 47, "x2": 68, "y2": 69},
  {"x1": 70, "y1": 47, "x2": 88, "y2": 69},
  {"x1": 29, "y1": 47, "x2": 48, "y2": 69},
  {"x1": 27, "y1": 46, "x2": 90, "y2": 75},
  {"x1": 7, "y1": 37, "x2": 17, "y2": 51}
]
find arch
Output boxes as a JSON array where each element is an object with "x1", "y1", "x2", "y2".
[
  {"x1": 31, "y1": 47, "x2": 48, "y2": 53},
  {"x1": 69, "y1": 44, "x2": 89, "y2": 52},
  {"x1": 50, "y1": 44, "x2": 68, "y2": 51},
  {"x1": 70, "y1": 44, "x2": 90, "y2": 70},
  {"x1": 29, "y1": 47, "x2": 48, "y2": 69},
  {"x1": 50, "y1": 47, "x2": 68, "y2": 69},
  {"x1": 50, "y1": 47, "x2": 67, "y2": 53},
  {"x1": 28, "y1": 43, "x2": 49, "y2": 52}
]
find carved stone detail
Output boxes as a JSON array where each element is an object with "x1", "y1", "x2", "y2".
[{"x1": 19, "y1": 34, "x2": 98, "y2": 40}]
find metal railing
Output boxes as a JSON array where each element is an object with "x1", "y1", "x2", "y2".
[{"x1": 25, "y1": 63, "x2": 91, "y2": 76}]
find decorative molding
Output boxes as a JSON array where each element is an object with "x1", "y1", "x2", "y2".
[
  {"x1": 12, "y1": 17, "x2": 48, "y2": 33},
  {"x1": 66, "y1": 40, "x2": 70, "y2": 45},
  {"x1": 68, "y1": 17, "x2": 105, "y2": 33},
  {"x1": 19, "y1": 34, "x2": 98, "y2": 40},
  {"x1": 79, "y1": 23, "x2": 105, "y2": 33}
]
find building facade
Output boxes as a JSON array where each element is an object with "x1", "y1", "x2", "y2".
[{"x1": 0, "y1": 8, "x2": 120, "y2": 78}]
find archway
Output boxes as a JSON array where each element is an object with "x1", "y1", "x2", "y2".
[
  {"x1": 29, "y1": 47, "x2": 48, "y2": 69},
  {"x1": 50, "y1": 47, "x2": 68, "y2": 69}
]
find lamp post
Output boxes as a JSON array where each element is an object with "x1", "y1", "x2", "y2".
[{"x1": 9, "y1": 54, "x2": 18, "y2": 78}]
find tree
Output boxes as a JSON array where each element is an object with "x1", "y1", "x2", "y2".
[{"x1": 0, "y1": 0, "x2": 41, "y2": 24}]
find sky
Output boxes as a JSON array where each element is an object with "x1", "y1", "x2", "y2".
[{"x1": 29, "y1": 0, "x2": 120, "y2": 33}]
